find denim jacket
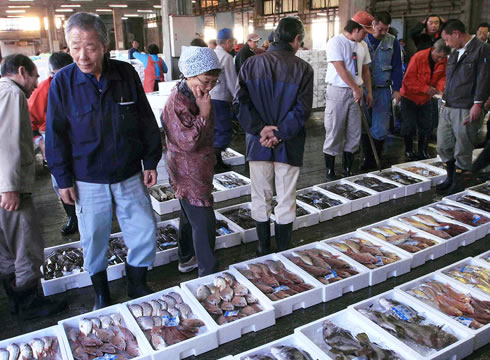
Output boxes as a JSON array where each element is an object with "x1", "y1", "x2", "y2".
[{"x1": 365, "y1": 33, "x2": 396, "y2": 88}]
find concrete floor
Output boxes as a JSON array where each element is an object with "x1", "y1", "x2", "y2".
[{"x1": 0, "y1": 111, "x2": 488, "y2": 359}]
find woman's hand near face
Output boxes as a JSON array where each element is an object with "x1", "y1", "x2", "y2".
[{"x1": 192, "y1": 85, "x2": 212, "y2": 119}]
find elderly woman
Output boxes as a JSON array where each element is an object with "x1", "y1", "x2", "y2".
[{"x1": 162, "y1": 46, "x2": 221, "y2": 276}]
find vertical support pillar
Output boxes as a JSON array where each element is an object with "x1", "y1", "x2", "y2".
[
  {"x1": 161, "y1": 0, "x2": 178, "y2": 80},
  {"x1": 113, "y1": 9, "x2": 125, "y2": 50},
  {"x1": 46, "y1": 6, "x2": 56, "y2": 53}
]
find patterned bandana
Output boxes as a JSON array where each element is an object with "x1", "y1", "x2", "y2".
[{"x1": 178, "y1": 46, "x2": 221, "y2": 78}]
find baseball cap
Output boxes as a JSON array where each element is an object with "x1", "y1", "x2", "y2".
[
  {"x1": 247, "y1": 33, "x2": 261, "y2": 41},
  {"x1": 351, "y1": 10, "x2": 375, "y2": 34},
  {"x1": 217, "y1": 28, "x2": 234, "y2": 40}
]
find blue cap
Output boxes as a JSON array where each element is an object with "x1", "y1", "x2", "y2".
[{"x1": 217, "y1": 28, "x2": 234, "y2": 40}]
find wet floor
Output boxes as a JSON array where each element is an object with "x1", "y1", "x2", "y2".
[{"x1": 0, "y1": 112, "x2": 488, "y2": 359}]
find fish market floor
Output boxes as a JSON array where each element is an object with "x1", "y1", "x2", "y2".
[{"x1": 0, "y1": 112, "x2": 489, "y2": 359}]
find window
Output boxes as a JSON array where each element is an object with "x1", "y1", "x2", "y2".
[
  {"x1": 200, "y1": 0, "x2": 219, "y2": 8},
  {"x1": 263, "y1": 0, "x2": 298, "y2": 15},
  {"x1": 311, "y1": 0, "x2": 339, "y2": 10}
]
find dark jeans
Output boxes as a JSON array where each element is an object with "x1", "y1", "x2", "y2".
[
  {"x1": 178, "y1": 199, "x2": 218, "y2": 276},
  {"x1": 400, "y1": 97, "x2": 433, "y2": 137}
]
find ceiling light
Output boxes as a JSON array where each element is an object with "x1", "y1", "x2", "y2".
[
  {"x1": 317, "y1": 12, "x2": 328, "y2": 16},
  {"x1": 108, "y1": 4, "x2": 128, "y2": 7},
  {"x1": 153, "y1": 5, "x2": 161, "y2": 8},
  {"x1": 6, "y1": 9, "x2": 26, "y2": 13},
  {"x1": 69, "y1": 0, "x2": 92, "y2": 1},
  {"x1": 137, "y1": 10, "x2": 154, "y2": 13},
  {"x1": 8, "y1": 0, "x2": 34, "y2": 2},
  {"x1": 96, "y1": 9, "x2": 112, "y2": 12},
  {"x1": 121, "y1": 17, "x2": 128, "y2": 20},
  {"x1": 55, "y1": 14, "x2": 66, "y2": 17},
  {"x1": 7, "y1": 15, "x2": 25, "y2": 17},
  {"x1": 55, "y1": 9, "x2": 74, "y2": 12},
  {"x1": 124, "y1": 14, "x2": 140, "y2": 17},
  {"x1": 60, "y1": 4, "x2": 81, "y2": 7},
  {"x1": 8, "y1": 5, "x2": 30, "y2": 8}
]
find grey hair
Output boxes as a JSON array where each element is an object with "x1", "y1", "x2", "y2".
[
  {"x1": 432, "y1": 38, "x2": 451, "y2": 55},
  {"x1": 65, "y1": 12, "x2": 109, "y2": 47}
]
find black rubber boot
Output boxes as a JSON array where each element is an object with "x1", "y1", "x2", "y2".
[
  {"x1": 360, "y1": 134, "x2": 375, "y2": 170},
  {"x1": 417, "y1": 135, "x2": 430, "y2": 160},
  {"x1": 126, "y1": 264, "x2": 154, "y2": 299},
  {"x1": 404, "y1": 136, "x2": 417, "y2": 161},
  {"x1": 1, "y1": 273, "x2": 16, "y2": 314},
  {"x1": 324, "y1": 153, "x2": 337, "y2": 181},
  {"x1": 91, "y1": 270, "x2": 112, "y2": 310},
  {"x1": 60, "y1": 201, "x2": 78, "y2": 236},
  {"x1": 255, "y1": 220, "x2": 271, "y2": 256},
  {"x1": 436, "y1": 160, "x2": 456, "y2": 192},
  {"x1": 275, "y1": 223, "x2": 293, "y2": 252},
  {"x1": 214, "y1": 148, "x2": 231, "y2": 173},
  {"x1": 447, "y1": 170, "x2": 465, "y2": 195},
  {"x1": 11, "y1": 280, "x2": 67, "y2": 320},
  {"x1": 343, "y1": 152, "x2": 354, "y2": 177}
]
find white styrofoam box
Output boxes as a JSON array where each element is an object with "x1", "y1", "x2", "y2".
[
  {"x1": 218, "y1": 202, "x2": 275, "y2": 243},
  {"x1": 369, "y1": 169, "x2": 431, "y2": 196},
  {"x1": 123, "y1": 286, "x2": 218, "y2": 359},
  {"x1": 279, "y1": 242, "x2": 370, "y2": 302},
  {"x1": 218, "y1": 357, "x2": 235, "y2": 360},
  {"x1": 419, "y1": 156, "x2": 444, "y2": 170},
  {"x1": 270, "y1": 197, "x2": 320, "y2": 231},
  {"x1": 212, "y1": 186, "x2": 229, "y2": 203},
  {"x1": 342, "y1": 173, "x2": 406, "y2": 203},
  {"x1": 422, "y1": 201, "x2": 490, "y2": 238},
  {"x1": 145, "y1": 91, "x2": 169, "y2": 109},
  {"x1": 0, "y1": 325, "x2": 67, "y2": 360},
  {"x1": 393, "y1": 161, "x2": 447, "y2": 186},
  {"x1": 214, "y1": 211, "x2": 243, "y2": 250},
  {"x1": 149, "y1": 183, "x2": 180, "y2": 215},
  {"x1": 151, "y1": 108, "x2": 163, "y2": 128},
  {"x1": 158, "y1": 80, "x2": 178, "y2": 95},
  {"x1": 349, "y1": 290, "x2": 474, "y2": 360},
  {"x1": 213, "y1": 171, "x2": 251, "y2": 200},
  {"x1": 443, "y1": 190, "x2": 490, "y2": 217},
  {"x1": 395, "y1": 272, "x2": 490, "y2": 350},
  {"x1": 59, "y1": 304, "x2": 153, "y2": 360},
  {"x1": 392, "y1": 207, "x2": 478, "y2": 253},
  {"x1": 358, "y1": 218, "x2": 446, "y2": 268},
  {"x1": 181, "y1": 268, "x2": 276, "y2": 345},
  {"x1": 153, "y1": 219, "x2": 180, "y2": 267},
  {"x1": 314, "y1": 179, "x2": 380, "y2": 212},
  {"x1": 230, "y1": 253, "x2": 323, "y2": 318},
  {"x1": 475, "y1": 249, "x2": 490, "y2": 266},
  {"x1": 296, "y1": 187, "x2": 351, "y2": 222},
  {"x1": 466, "y1": 181, "x2": 490, "y2": 198},
  {"x1": 437, "y1": 257, "x2": 490, "y2": 299},
  {"x1": 322, "y1": 231, "x2": 412, "y2": 286},
  {"x1": 235, "y1": 333, "x2": 328, "y2": 360},
  {"x1": 221, "y1": 148, "x2": 246, "y2": 166},
  {"x1": 294, "y1": 309, "x2": 417, "y2": 360}
]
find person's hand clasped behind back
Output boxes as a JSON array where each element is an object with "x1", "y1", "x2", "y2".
[{"x1": 260, "y1": 125, "x2": 281, "y2": 148}]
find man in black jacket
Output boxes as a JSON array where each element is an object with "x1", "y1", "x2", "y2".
[
  {"x1": 409, "y1": 14, "x2": 444, "y2": 52},
  {"x1": 235, "y1": 33, "x2": 261, "y2": 74},
  {"x1": 436, "y1": 19, "x2": 490, "y2": 193}
]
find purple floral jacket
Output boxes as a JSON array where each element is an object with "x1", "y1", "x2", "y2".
[{"x1": 161, "y1": 81, "x2": 216, "y2": 207}]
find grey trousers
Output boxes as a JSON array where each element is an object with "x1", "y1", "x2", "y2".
[
  {"x1": 323, "y1": 85, "x2": 362, "y2": 156},
  {"x1": 178, "y1": 199, "x2": 218, "y2": 277},
  {"x1": 437, "y1": 106, "x2": 483, "y2": 170},
  {"x1": 0, "y1": 194, "x2": 44, "y2": 288}
]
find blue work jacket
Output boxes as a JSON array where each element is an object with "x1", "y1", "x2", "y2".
[{"x1": 45, "y1": 59, "x2": 162, "y2": 189}]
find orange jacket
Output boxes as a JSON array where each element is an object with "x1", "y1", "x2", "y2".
[
  {"x1": 401, "y1": 48, "x2": 447, "y2": 105},
  {"x1": 28, "y1": 76, "x2": 52, "y2": 132}
]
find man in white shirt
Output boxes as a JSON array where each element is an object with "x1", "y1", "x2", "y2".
[
  {"x1": 323, "y1": 11, "x2": 374, "y2": 180},
  {"x1": 210, "y1": 28, "x2": 238, "y2": 171}
]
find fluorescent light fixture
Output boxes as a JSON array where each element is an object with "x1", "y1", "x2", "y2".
[
  {"x1": 153, "y1": 5, "x2": 161, "y2": 8},
  {"x1": 96, "y1": 9, "x2": 112, "y2": 12},
  {"x1": 60, "y1": 4, "x2": 81, "y2": 7},
  {"x1": 317, "y1": 12, "x2": 328, "y2": 16},
  {"x1": 124, "y1": 14, "x2": 139, "y2": 17},
  {"x1": 8, "y1": 5, "x2": 30, "y2": 8},
  {"x1": 55, "y1": 14, "x2": 66, "y2": 17},
  {"x1": 121, "y1": 17, "x2": 128, "y2": 20},
  {"x1": 55, "y1": 9, "x2": 74, "y2": 12},
  {"x1": 108, "y1": 4, "x2": 128, "y2": 7},
  {"x1": 7, "y1": 15, "x2": 25, "y2": 17},
  {"x1": 6, "y1": 9, "x2": 26, "y2": 13},
  {"x1": 137, "y1": 10, "x2": 154, "y2": 13},
  {"x1": 8, "y1": 0, "x2": 34, "y2": 2}
]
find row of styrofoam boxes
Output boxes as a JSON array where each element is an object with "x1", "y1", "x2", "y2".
[{"x1": 150, "y1": 170, "x2": 250, "y2": 215}]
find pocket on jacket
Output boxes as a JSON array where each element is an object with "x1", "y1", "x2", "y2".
[
  {"x1": 119, "y1": 102, "x2": 139, "y2": 136},
  {"x1": 69, "y1": 104, "x2": 97, "y2": 144}
]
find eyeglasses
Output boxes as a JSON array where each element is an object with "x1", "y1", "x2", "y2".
[{"x1": 196, "y1": 76, "x2": 220, "y2": 87}]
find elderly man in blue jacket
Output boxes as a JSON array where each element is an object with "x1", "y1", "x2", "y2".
[
  {"x1": 45, "y1": 13, "x2": 162, "y2": 310},
  {"x1": 234, "y1": 16, "x2": 313, "y2": 255}
]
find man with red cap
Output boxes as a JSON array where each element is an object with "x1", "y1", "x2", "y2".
[
  {"x1": 323, "y1": 11, "x2": 373, "y2": 180},
  {"x1": 235, "y1": 33, "x2": 262, "y2": 74}
]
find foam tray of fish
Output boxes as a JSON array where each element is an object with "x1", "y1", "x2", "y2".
[
  {"x1": 396, "y1": 272, "x2": 490, "y2": 350},
  {"x1": 153, "y1": 219, "x2": 180, "y2": 267},
  {"x1": 270, "y1": 197, "x2": 320, "y2": 231},
  {"x1": 231, "y1": 254, "x2": 323, "y2": 318},
  {"x1": 148, "y1": 183, "x2": 180, "y2": 215},
  {"x1": 279, "y1": 242, "x2": 370, "y2": 302},
  {"x1": 214, "y1": 211, "x2": 243, "y2": 250},
  {"x1": 235, "y1": 333, "x2": 322, "y2": 360},
  {"x1": 59, "y1": 305, "x2": 153, "y2": 360},
  {"x1": 437, "y1": 257, "x2": 490, "y2": 298},
  {"x1": 358, "y1": 218, "x2": 446, "y2": 268},
  {"x1": 369, "y1": 169, "x2": 431, "y2": 196},
  {"x1": 349, "y1": 290, "x2": 474, "y2": 359},
  {"x1": 294, "y1": 309, "x2": 414, "y2": 360},
  {"x1": 420, "y1": 157, "x2": 445, "y2": 170},
  {"x1": 476, "y1": 250, "x2": 490, "y2": 266},
  {"x1": 422, "y1": 201, "x2": 490, "y2": 238},
  {"x1": 221, "y1": 148, "x2": 245, "y2": 166},
  {"x1": 392, "y1": 208, "x2": 478, "y2": 253},
  {"x1": 342, "y1": 173, "x2": 405, "y2": 203},
  {"x1": 314, "y1": 180, "x2": 380, "y2": 212},
  {"x1": 467, "y1": 182, "x2": 490, "y2": 197},
  {"x1": 213, "y1": 172, "x2": 251, "y2": 200},
  {"x1": 443, "y1": 190, "x2": 490, "y2": 217},
  {"x1": 123, "y1": 287, "x2": 218, "y2": 359},
  {"x1": 296, "y1": 187, "x2": 350, "y2": 222},
  {"x1": 392, "y1": 161, "x2": 447, "y2": 186},
  {"x1": 181, "y1": 269, "x2": 276, "y2": 345},
  {"x1": 0, "y1": 325, "x2": 66, "y2": 360},
  {"x1": 322, "y1": 231, "x2": 411, "y2": 286},
  {"x1": 218, "y1": 203, "x2": 275, "y2": 243}
]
